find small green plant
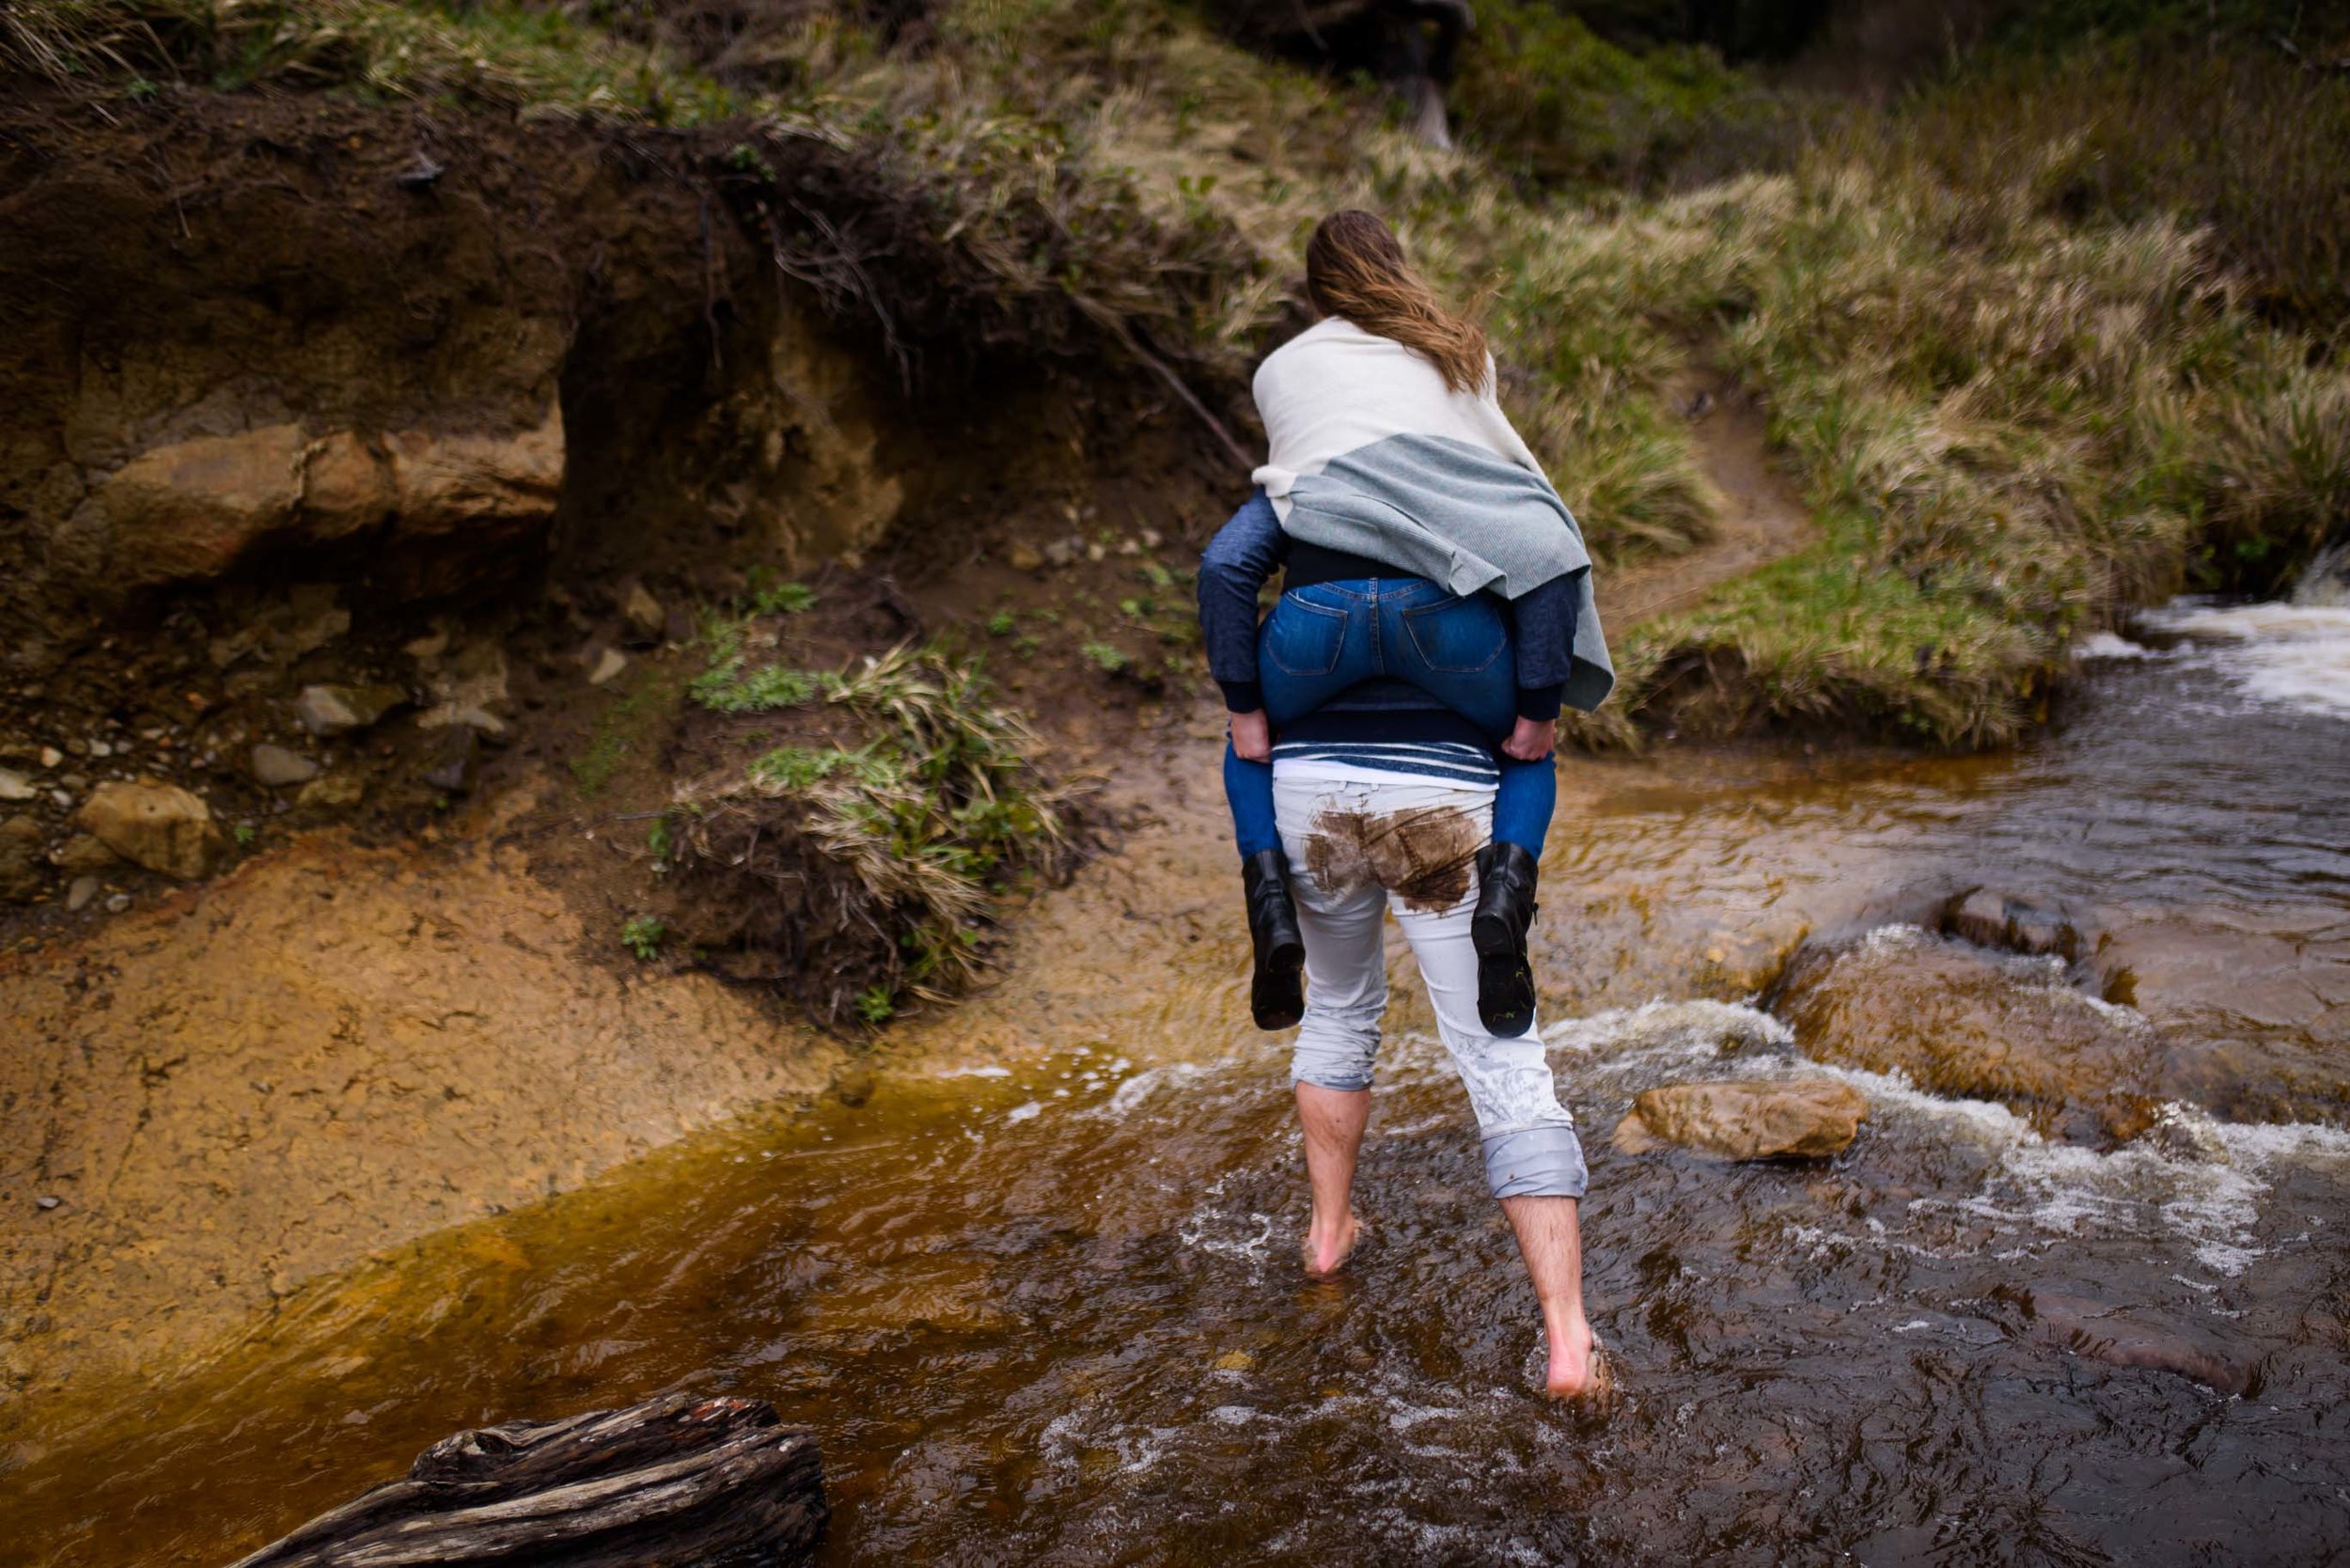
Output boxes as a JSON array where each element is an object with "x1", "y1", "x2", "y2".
[
  {"x1": 620, "y1": 915, "x2": 667, "y2": 960},
  {"x1": 726, "y1": 141, "x2": 778, "y2": 181},
  {"x1": 1081, "y1": 641, "x2": 1130, "y2": 674},
  {"x1": 746, "y1": 576, "x2": 817, "y2": 616},
  {"x1": 690, "y1": 609, "x2": 834, "y2": 713},
  {"x1": 647, "y1": 816, "x2": 673, "y2": 870},
  {"x1": 854, "y1": 984, "x2": 896, "y2": 1025},
  {"x1": 748, "y1": 744, "x2": 900, "y2": 790},
  {"x1": 986, "y1": 609, "x2": 1017, "y2": 636},
  {"x1": 232, "y1": 823, "x2": 257, "y2": 846}
]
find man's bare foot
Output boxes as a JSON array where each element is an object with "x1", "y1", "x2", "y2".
[
  {"x1": 1301, "y1": 1211, "x2": 1361, "y2": 1276},
  {"x1": 1543, "y1": 1320, "x2": 1608, "y2": 1401}
]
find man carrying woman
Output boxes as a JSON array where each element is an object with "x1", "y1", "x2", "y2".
[{"x1": 1196, "y1": 210, "x2": 1613, "y2": 1397}]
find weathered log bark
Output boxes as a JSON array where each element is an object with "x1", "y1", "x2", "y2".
[{"x1": 226, "y1": 1391, "x2": 825, "y2": 1567}]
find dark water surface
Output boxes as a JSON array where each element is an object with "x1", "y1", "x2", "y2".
[{"x1": 5, "y1": 605, "x2": 2347, "y2": 1566}]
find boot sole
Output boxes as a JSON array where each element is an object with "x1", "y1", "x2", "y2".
[
  {"x1": 1252, "y1": 938, "x2": 1306, "y2": 1031},
  {"x1": 1471, "y1": 912, "x2": 1536, "y2": 1038}
]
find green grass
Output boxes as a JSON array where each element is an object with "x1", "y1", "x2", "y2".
[
  {"x1": 11, "y1": 0, "x2": 2345, "y2": 750},
  {"x1": 571, "y1": 669, "x2": 679, "y2": 796},
  {"x1": 677, "y1": 644, "x2": 1083, "y2": 1011}
]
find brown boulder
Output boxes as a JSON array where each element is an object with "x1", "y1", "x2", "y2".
[
  {"x1": 1613, "y1": 1079, "x2": 1868, "y2": 1160},
  {"x1": 92, "y1": 424, "x2": 306, "y2": 586},
  {"x1": 385, "y1": 407, "x2": 564, "y2": 539},
  {"x1": 1777, "y1": 928, "x2": 2159, "y2": 1144},
  {"x1": 297, "y1": 430, "x2": 395, "y2": 538},
  {"x1": 73, "y1": 781, "x2": 224, "y2": 880}
]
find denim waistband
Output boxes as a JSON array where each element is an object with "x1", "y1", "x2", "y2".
[{"x1": 1289, "y1": 576, "x2": 1451, "y2": 610}]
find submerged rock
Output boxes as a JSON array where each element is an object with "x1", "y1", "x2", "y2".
[
  {"x1": 2010, "y1": 1289, "x2": 2251, "y2": 1395},
  {"x1": 1943, "y1": 887, "x2": 2085, "y2": 961},
  {"x1": 74, "y1": 781, "x2": 224, "y2": 879},
  {"x1": 1612, "y1": 1078, "x2": 1868, "y2": 1160},
  {"x1": 1777, "y1": 927, "x2": 2158, "y2": 1145}
]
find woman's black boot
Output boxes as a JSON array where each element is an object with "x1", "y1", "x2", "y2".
[
  {"x1": 1471, "y1": 843, "x2": 1541, "y2": 1038},
  {"x1": 1242, "y1": 848, "x2": 1307, "y2": 1030}
]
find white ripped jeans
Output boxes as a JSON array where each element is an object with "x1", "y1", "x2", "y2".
[{"x1": 1275, "y1": 769, "x2": 1587, "y2": 1200}]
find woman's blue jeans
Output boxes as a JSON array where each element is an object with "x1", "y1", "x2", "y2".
[{"x1": 1225, "y1": 578, "x2": 1556, "y2": 860}]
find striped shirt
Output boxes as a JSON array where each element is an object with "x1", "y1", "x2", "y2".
[{"x1": 1271, "y1": 739, "x2": 1500, "y2": 791}]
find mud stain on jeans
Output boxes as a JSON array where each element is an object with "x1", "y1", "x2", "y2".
[{"x1": 1302, "y1": 805, "x2": 1480, "y2": 912}]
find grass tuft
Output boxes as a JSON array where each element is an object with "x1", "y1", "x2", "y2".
[{"x1": 673, "y1": 644, "x2": 1086, "y2": 1022}]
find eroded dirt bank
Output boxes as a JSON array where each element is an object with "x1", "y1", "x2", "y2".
[{"x1": 0, "y1": 801, "x2": 854, "y2": 1403}]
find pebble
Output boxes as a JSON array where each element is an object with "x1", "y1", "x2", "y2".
[
  {"x1": 293, "y1": 682, "x2": 405, "y2": 738},
  {"x1": 0, "y1": 768, "x2": 33, "y2": 802},
  {"x1": 296, "y1": 773, "x2": 367, "y2": 809},
  {"x1": 250, "y1": 744, "x2": 321, "y2": 788},
  {"x1": 104, "y1": 893, "x2": 132, "y2": 913},
  {"x1": 35, "y1": 1197, "x2": 59, "y2": 1212},
  {"x1": 1006, "y1": 541, "x2": 1044, "y2": 572},
  {"x1": 621, "y1": 582, "x2": 666, "y2": 641},
  {"x1": 39, "y1": 746, "x2": 62, "y2": 769},
  {"x1": 66, "y1": 875, "x2": 100, "y2": 911},
  {"x1": 587, "y1": 648, "x2": 629, "y2": 686}
]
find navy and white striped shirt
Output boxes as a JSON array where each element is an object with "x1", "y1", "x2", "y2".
[{"x1": 1270, "y1": 738, "x2": 1500, "y2": 790}]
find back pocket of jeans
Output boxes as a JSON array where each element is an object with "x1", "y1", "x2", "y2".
[
  {"x1": 1402, "y1": 596, "x2": 1506, "y2": 674},
  {"x1": 1262, "y1": 597, "x2": 1348, "y2": 677}
]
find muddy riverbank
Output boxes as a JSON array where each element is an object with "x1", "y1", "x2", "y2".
[{"x1": 6, "y1": 594, "x2": 2347, "y2": 1564}]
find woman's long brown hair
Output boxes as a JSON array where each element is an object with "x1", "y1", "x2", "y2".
[{"x1": 1305, "y1": 209, "x2": 1489, "y2": 395}]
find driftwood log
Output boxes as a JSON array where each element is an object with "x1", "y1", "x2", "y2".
[{"x1": 227, "y1": 1391, "x2": 825, "y2": 1567}]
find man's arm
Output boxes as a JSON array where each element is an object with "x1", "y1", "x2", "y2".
[{"x1": 1197, "y1": 488, "x2": 1287, "y2": 714}]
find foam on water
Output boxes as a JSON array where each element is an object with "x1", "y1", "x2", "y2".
[
  {"x1": 2139, "y1": 597, "x2": 2350, "y2": 717},
  {"x1": 2075, "y1": 630, "x2": 2157, "y2": 660},
  {"x1": 1542, "y1": 997, "x2": 1793, "y2": 1062},
  {"x1": 1795, "y1": 1060, "x2": 2350, "y2": 1278}
]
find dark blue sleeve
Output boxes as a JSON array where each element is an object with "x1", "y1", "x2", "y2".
[
  {"x1": 1197, "y1": 488, "x2": 1288, "y2": 712},
  {"x1": 1509, "y1": 567, "x2": 1585, "y2": 722}
]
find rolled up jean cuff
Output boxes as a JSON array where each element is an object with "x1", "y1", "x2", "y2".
[
  {"x1": 1290, "y1": 1062, "x2": 1375, "y2": 1094},
  {"x1": 1482, "y1": 1125, "x2": 1589, "y2": 1200}
]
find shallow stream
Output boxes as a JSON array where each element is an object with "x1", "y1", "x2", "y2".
[{"x1": 6, "y1": 598, "x2": 2348, "y2": 1566}]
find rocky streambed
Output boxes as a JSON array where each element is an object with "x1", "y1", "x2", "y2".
[{"x1": 3, "y1": 593, "x2": 2346, "y2": 1566}]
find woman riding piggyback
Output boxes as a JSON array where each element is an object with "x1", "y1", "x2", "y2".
[{"x1": 1198, "y1": 210, "x2": 1613, "y2": 1038}]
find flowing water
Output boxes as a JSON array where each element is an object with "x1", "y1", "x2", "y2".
[{"x1": 5, "y1": 597, "x2": 2348, "y2": 1566}]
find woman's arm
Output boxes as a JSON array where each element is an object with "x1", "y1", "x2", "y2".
[
  {"x1": 1197, "y1": 488, "x2": 1288, "y2": 714},
  {"x1": 1508, "y1": 567, "x2": 1586, "y2": 724}
]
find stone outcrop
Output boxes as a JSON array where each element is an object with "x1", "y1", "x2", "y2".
[
  {"x1": 83, "y1": 424, "x2": 309, "y2": 586},
  {"x1": 73, "y1": 781, "x2": 224, "y2": 880},
  {"x1": 78, "y1": 410, "x2": 564, "y2": 592},
  {"x1": 1612, "y1": 1078, "x2": 1869, "y2": 1160},
  {"x1": 1776, "y1": 926, "x2": 2160, "y2": 1144}
]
